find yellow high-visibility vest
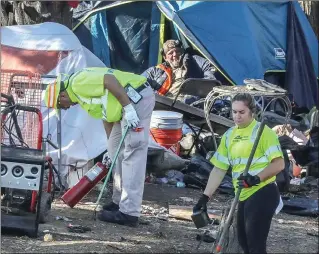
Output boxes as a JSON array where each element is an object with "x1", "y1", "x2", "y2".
[
  {"x1": 65, "y1": 67, "x2": 147, "y2": 122},
  {"x1": 210, "y1": 119, "x2": 283, "y2": 201}
]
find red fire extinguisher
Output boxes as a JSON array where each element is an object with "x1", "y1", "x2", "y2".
[{"x1": 61, "y1": 162, "x2": 109, "y2": 208}]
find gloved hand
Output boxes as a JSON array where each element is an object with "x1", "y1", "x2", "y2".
[
  {"x1": 102, "y1": 152, "x2": 112, "y2": 167},
  {"x1": 193, "y1": 194, "x2": 210, "y2": 212},
  {"x1": 123, "y1": 103, "x2": 140, "y2": 128},
  {"x1": 237, "y1": 173, "x2": 261, "y2": 188}
]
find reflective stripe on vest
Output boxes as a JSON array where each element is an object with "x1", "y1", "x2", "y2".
[
  {"x1": 214, "y1": 151, "x2": 230, "y2": 165},
  {"x1": 156, "y1": 64, "x2": 172, "y2": 96},
  {"x1": 230, "y1": 156, "x2": 268, "y2": 167},
  {"x1": 232, "y1": 167, "x2": 264, "y2": 179},
  {"x1": 264, "y1": 145, "x2": 281, "y2": 158},
  {"x1": 225, "y1": 127, "x2": 235, "y2": 149}
]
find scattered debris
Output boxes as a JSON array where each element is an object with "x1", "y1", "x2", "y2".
[
  {"x1": 152, "y1": 222, "x2": 161, "y2": 231},
  {"x1": 43, "y1": 233, "x2": 53, "y2": 242},
  {"x1": 56, "y1": 216, "x2": 72, "y2": 222},
  {"x1": 156, "y1": 213, "x2": 169, "y2": 221},
  {"x1": 1, "y1": 206, "x2": 12, "y2": 213},
  {"x1": 290, "y1": 178, "x2": 304, "y2": 186},
  {"x1": 179, "y1": 197, "x2": 194, "y2": 202},
  {"x1": 176, "y1": 181, "x2": 186, "y2": 188},
  {"x1": 139, "y1": 217, "x2": 151, "y2": 225},
  {"x1": 83, "y1": 202, "x2": 96, "y2": 205},
  {"x1": 307, "y1": 231, "x2": 319, "y2": 237},
  {"x1": 119, "y1": 236, "x2": 141, "y2": 244},
  {"x1": 196, "y1": 230, "x2": 216, "y2": 243},
  {"x1": 106, "y1": 244, "x2": 123, "y2": 251},
  {"x1": 288, "y1": 183, "x2": 312, "y2": 193},
  {"x1": 303, "y1": 176, "x2": 319, "y2": 187},
  {"x1": 155, "y1": 231, "x2": 166, "y2": 238},
  {"x1": 166, "y1": 170, "x2": 184, "y2": 185},
  {"x1": 155, "y1": 177, "x2": 168, "y2": 184},
  {"x1": 278, "y1": 219, "x2": 284, "y2": 224},
  {"x1": 67, "y1": 224, "x2": 91, "y2": 233},
  {"x1": 289, "y1": 128, "x2": 309, "y2": 145},
  {"x1": 141, "y1": 205, "x2": 168, "y2": 220},
  {"x1": 145, "y1": 174, "x2": 156, "y2": 183}
]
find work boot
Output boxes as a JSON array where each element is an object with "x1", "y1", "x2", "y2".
[
  {"x1": 98, "y1": 210, "x2": 138, "y2": 227},
  {"x1": 102, "y1": 202, "x2": 119, "y2": 211}
]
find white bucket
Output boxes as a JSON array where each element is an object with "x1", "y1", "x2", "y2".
[{"x1": 150, "y1": 110, "x2": 183, "y2": 130}]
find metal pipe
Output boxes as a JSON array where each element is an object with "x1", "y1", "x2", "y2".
[{"x1": 57, "y1": 109, "x2": 62, "y2": 181}]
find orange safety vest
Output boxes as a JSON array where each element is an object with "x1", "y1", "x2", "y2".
[{"x1": 156, "y1": 64, "x2": 173, "y2": 96}]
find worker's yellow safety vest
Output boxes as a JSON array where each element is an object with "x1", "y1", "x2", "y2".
[
  {"x1": 224, "y1": 122, "x2": 264, "y2": 178},
  {"x1": 210, "y1": 119, "x2": 283, "y2": 201},
  {"x1": 66, "y1": 67, "x2": 147, "y2": 122}
]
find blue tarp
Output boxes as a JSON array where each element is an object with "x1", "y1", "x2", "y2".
[
  {"x1": 285, "y1": 2, "x2": 318, "y2": 109},
  {"x1": 157, "y1": 1, "x2": 318, "y2": 85},
  {"x1": 73, "y1": 1, "x2": 318, "y2": 109}
]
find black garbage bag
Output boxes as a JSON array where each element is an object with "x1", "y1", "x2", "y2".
[
  {"x1": 290, "y1": 127, "x2": 319, "y2": 166},
  {"x1": 182, "y1": 154, "x2": 234, "y2": 194},
  {"x1": 182, "y1": 154, "x2": 213, "y2": 189},
  {"x1": 276, "y1": 149, "x2": 291, "y2": 193},
  {"x1": 278, "y1": 135, "x2": 299, "y2": 150},
  {"x1": 308, "y1": 126, "x2": 319, "y2": 147},
  {"x1": 281, "y1": 196, "x2": 318, "y2": 217},
  {"x1": 183, "y1": 154, "x2": 214, "y2": 177}
]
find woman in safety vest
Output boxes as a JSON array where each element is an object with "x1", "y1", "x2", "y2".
[
  {"x1": 44, "y1": 67, "x2": 155, "y2": 227},
  {"x1": 193, "y1": 93, "x2": 284, "y2": 253}
]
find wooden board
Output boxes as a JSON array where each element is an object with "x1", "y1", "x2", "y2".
[
  {"x1": 155, "y1": 94, "x2": 234, "y2": 128},
  {"x1": 168, "y1": 205, "x2": 222, "y2": 221}
]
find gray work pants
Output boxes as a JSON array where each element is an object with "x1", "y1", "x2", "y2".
[{"x1": 107, "y1": 86, "x2": 155, "y2": 217}]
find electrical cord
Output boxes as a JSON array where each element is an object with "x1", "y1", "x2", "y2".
[
  {"x1": 1, "y1": 106, "x2": 30, "y2": 148},
  {"x1": 204, "y1": 92, "x2": 231, "y2": 150},
  {"x1": 204, "y1": 89, "x2": 292, "y2": 135},
  {"x1": 48, "y1": 162, "x2": 64, "y2": 197}
]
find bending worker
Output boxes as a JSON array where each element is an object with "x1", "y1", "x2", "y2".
[
  {"x1": 193, "y1": 93, "x2": 284, "y2": 253},
  {"x1": 44, "y1": 67, "x2": 155, "y2": 227}
]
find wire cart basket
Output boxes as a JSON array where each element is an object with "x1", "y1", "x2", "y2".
[{"x1": 1, "y1": 69, "x2": 62, "y2": 215}]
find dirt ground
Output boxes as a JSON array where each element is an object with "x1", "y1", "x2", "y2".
[{"x1": 1, "y1": 183, "x2": 318, "y2": 253}]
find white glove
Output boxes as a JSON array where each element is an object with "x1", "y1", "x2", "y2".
[
  {"x1": 102, "y1": 152, "x2": 112, "y2": 167},
  {"x1": 123, "y1": 103, "x2": 140, "y2": 128}
]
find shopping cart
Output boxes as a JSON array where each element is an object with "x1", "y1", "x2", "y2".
[{"x1": 1, "y1": 69, "x2": 61, "y2": 231}]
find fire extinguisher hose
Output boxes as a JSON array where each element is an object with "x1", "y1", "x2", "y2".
[{"x1": 93, "y1": 125, "x2": 130, "y2": 218}]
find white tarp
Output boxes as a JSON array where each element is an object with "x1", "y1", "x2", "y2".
[{"x1": 1, "y1": 22, "x2": 108, "y2": 187}]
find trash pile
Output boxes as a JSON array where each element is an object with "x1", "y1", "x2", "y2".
[
  {"x1": 146, "y1": 105, "x2": 318, "y2": 218},
  {"x1": 141, "y1": 205, "x2": 169, "y2": 221}
]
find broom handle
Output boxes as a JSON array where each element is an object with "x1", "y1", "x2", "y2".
[
  {"x1": 94, "y1": 125, "x2": 129, "y2": 212},
  {"x1": 215, "y1": 120, "x2": 266, "y2": 253}
]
